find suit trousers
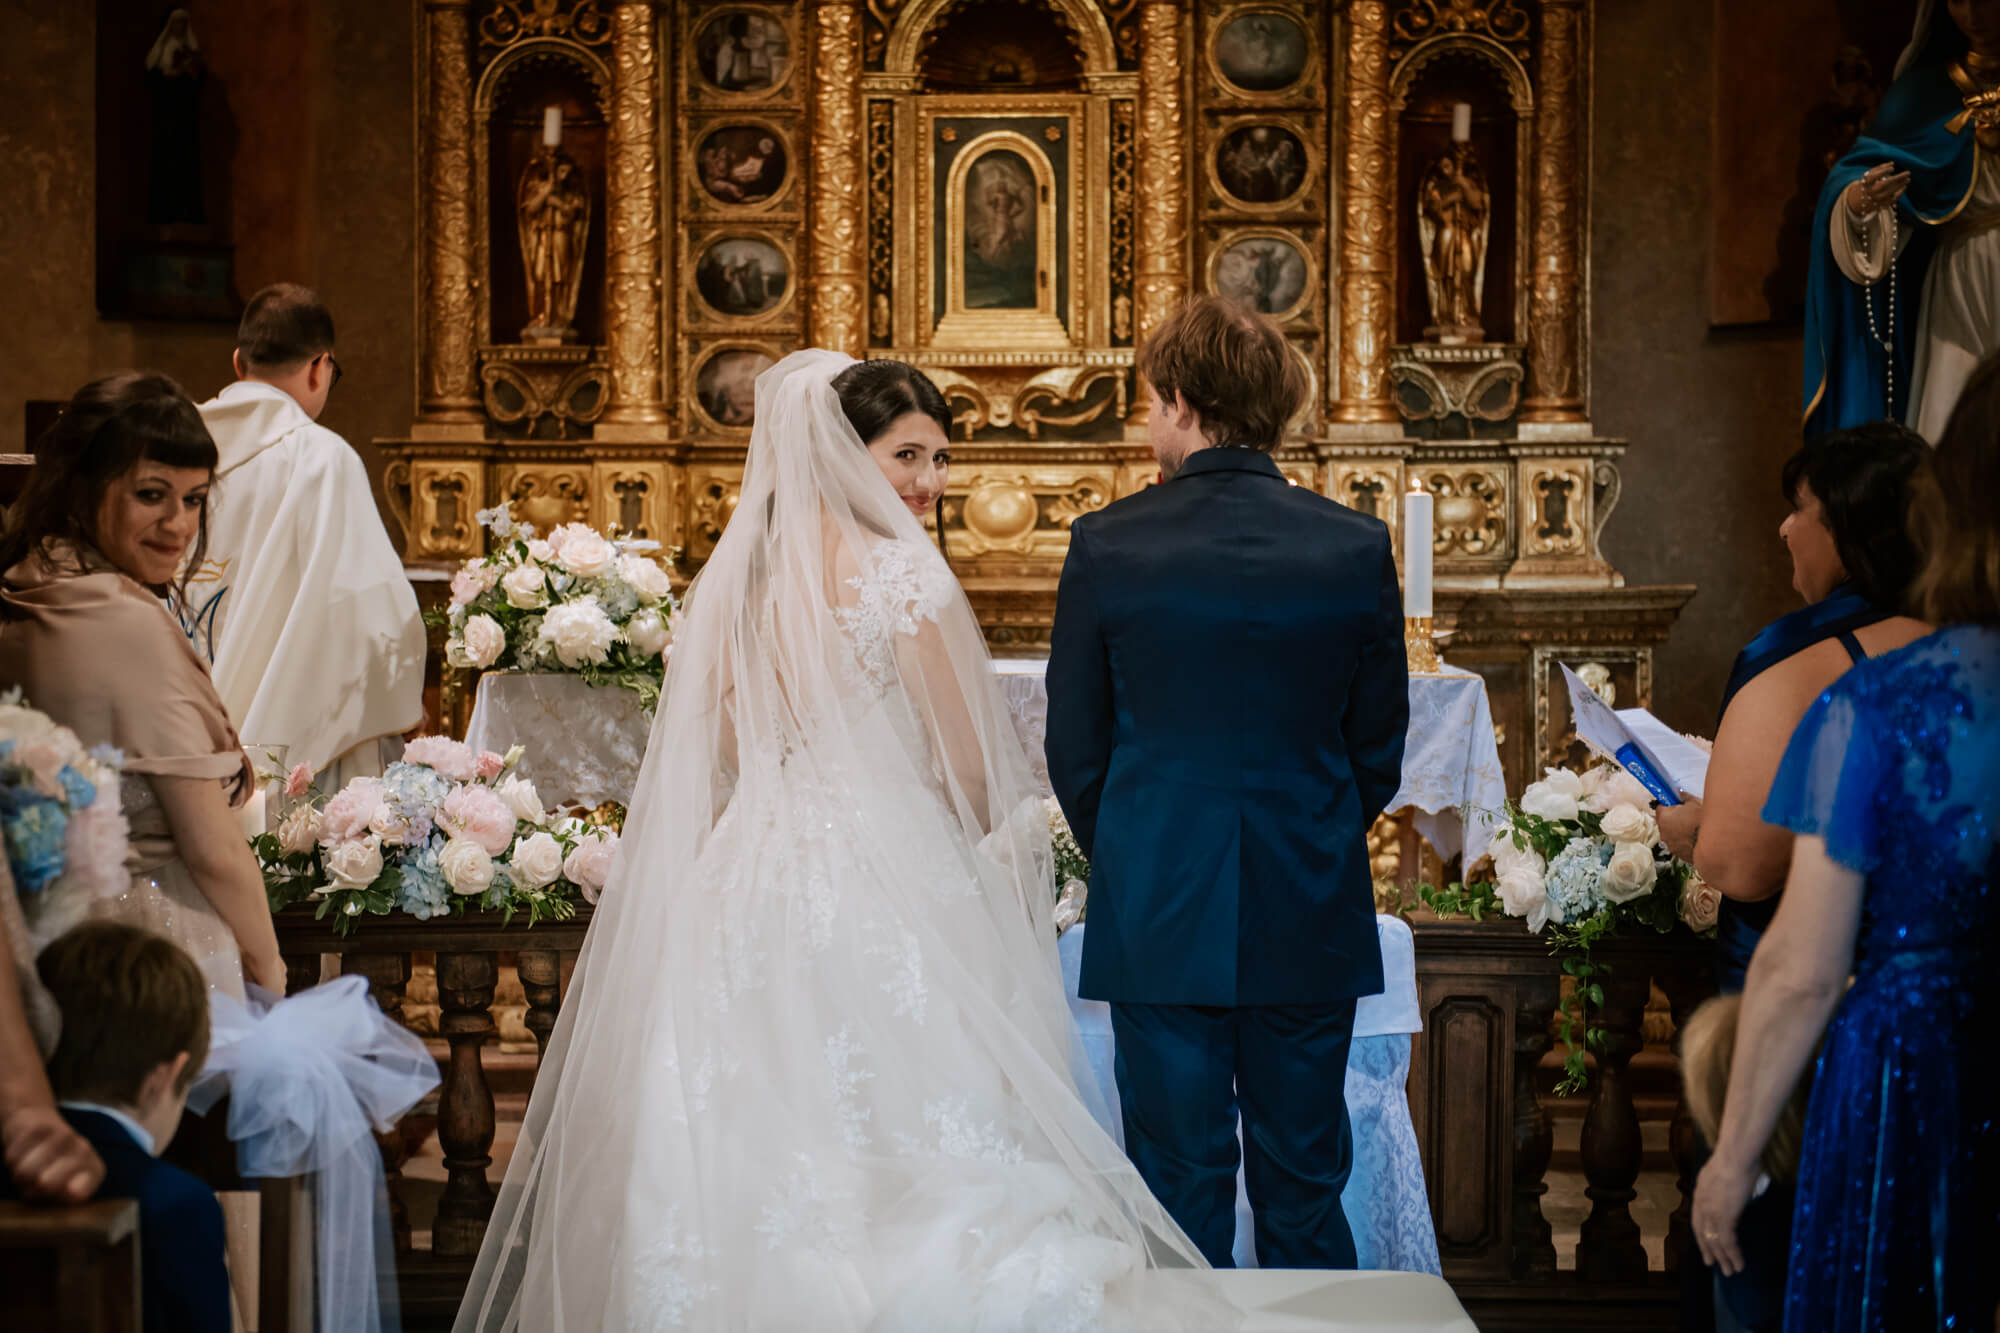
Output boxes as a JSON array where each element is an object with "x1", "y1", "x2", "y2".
[{"x1": 1109, "y1": 999, "x2": 1359, "y2": 1270}]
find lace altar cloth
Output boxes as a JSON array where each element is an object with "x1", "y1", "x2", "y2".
[
  {"x1": 464, "y1": 672, "x2": 651, "y2": 808},
  {"x1": 1060, "y1": 919, "x2": 1441, "y2": 1275}
]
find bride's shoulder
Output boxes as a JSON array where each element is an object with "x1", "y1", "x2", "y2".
[{"x1": 839, "y1": 536, "x2": 956, "y2": 621}]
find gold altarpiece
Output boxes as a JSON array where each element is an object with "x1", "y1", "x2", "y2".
[{"x1": 382, "y1": 0, "x2": 1691, "y2": 796}]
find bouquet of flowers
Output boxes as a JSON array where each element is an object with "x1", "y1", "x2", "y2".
[
  {"x1": 1491, "y1": 761, "x2": 1718, "y2": 1091},
  {"x1": 440, "y1": 505, "x2": 678, "y2": 710},
  {"x1": 254, "y1": 736, "x2": 621, "y2": 934},
  {"x1": 1045, "y1": 796, "x2": 1089, "y2": 934},
  {"x1": 0, "y1": 690, "x2": 129, "y2": 947}
]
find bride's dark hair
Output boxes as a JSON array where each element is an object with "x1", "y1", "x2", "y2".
[{"x1": 830, "y1": 360, "x2": 952, "y2": 444}]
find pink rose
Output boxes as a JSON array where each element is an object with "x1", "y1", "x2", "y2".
[
  {"x1": 1680, "y1": 873, "x2": 1721, "y2": 931},
  {"x1": 403, "y1": 736, "x2": 479, "y2": 783},
  {"x1": 562, "y1": 830, "x2": 620, "y2": 904},
  {"x1": 474, "y1": 750, "x2": 506, "y2": 781},
  {"x1": 284, "y1": 763, "x2": 314, "y2": 799},
  {"x1": 450, "y1": 560, "x2": 499, "y2": 606},
  {"x1": 319, "y1": 778, "x2": 385, "y2": 844},
  {"x1": 439, "y1": 784, "x2": 517, "y2": 857}
]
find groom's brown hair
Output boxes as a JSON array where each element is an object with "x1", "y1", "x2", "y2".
[{"x1": 1136, "y1": 296, "x2": 1307, "y2": 451}]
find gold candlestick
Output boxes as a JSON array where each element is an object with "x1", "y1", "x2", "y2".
[{"x1": 1405, "y1": 616, "x2": 1443, "y2": 675}]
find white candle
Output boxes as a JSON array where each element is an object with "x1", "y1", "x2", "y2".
[
  {"x1": 238, "y1": 789, "x2": 269, "y2": 840},
  {"x1": 543, "y1": 105, "x2": 563, "y2": 147},
  {"x1": 1451, "y1": 102, "x2": 1472, "y2": 143},
  {"x1": 1403, "y1": 485, "x2": 1434, "y2": 618}
]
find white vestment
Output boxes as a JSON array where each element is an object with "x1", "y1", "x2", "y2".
[{"x1": 194, "y1": 381, "x2": 425, "y2": 785}]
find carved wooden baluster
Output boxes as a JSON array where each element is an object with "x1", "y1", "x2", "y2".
[
  {"x1": 1512, "y1": 976, "x2": 1561, "y2": 1278},
  {"x1": 1576, "y1": 963, "x2": 1651, "y2": 1280},
  {"x1": 516, "y1": 949, "x2": 562, "y2": 1062},
  {"x1": 433, "y1": 949, "x2": 498, "y2": 1258},
  {"x1": 1658, "y1": 958, "x2": 1719, "y2": 1274},
  {"x1": 347, "y1": 950, "x2": 418, "y2": 1253}
]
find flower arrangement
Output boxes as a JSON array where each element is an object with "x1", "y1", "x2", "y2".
[
  {"x1": 254, "y1": 737, "x2": 621, "y2": 934},
  {"x1": 1045, "y1": 796, "x2": 1089, "y2": 934},
  {"x1": 439, "y1": 505, "x2": 678, "y2": 710},
  {"x1": 0, "y1": 691, "x2": 129, "y2": 945}
]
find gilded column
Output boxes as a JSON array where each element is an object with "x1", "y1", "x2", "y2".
[
  {"x1": 1132, "y1": 1, "x2": 1187, "y2": 349},
  {"x1": 808, "y1": 0, "x2": 867, "y2": 358},
  {"x1": 1522, "y1": 0, "x2": 1587, "y2": 423},
  {"x1": 1333, "y1": 0, "x2": 1396, "y2": 424},
  {"x1": 420, "y1": 0, "x2": 480, "y2": 423},
  {"x1": 603, "y1": 2, "x2": 668, "y2": 426}
]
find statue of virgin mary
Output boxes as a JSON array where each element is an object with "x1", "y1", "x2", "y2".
[{"x1": 1806, "y1": 0, "x2": 2000, "y2": 440}]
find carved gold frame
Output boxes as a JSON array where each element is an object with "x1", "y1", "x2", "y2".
[
  {"x1": 1205, "y1": 225, "x2": 1318, "y2": 324},
  {"x1": 684, "y1": 225, "x2": 799, "y2": 329},
  {"x1": 933, "y1": 130, "x2": 1070, "y2": 349},
  {"x1": 1203, "y1": 2, "x2": 1324, "y2": 105},
  {"x1": 684, "y1": 338, "x2": 786, "y2": 439},
  {"x1": 684, "y1": 4, "x2": 803, "y2": 107},
  {"x1": 684, "y1": 114, "x2": 800, "y2": 217},
  {"x1": 1203, "y1": 113, "x2": 1321, "y2": 215}
]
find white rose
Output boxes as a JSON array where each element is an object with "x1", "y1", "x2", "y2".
[
  {"x1": 554, "y1": 526, "x2": 617, "y2": 579},
  {"x1": 1590, "y1": 768, "x2": 1656, "y2": 815},
  {"x1": 537, "y1": 598, "x2": 619, "y2": 668},
  {"x1": 1490, "y1": 837, "x2": 1546, "y2": 882},
  {"x1": 1602, "y1": 842, "x2": 1659, "y2": 904},
  {"x1": 276, "y1": 804, "x2": 321, "y2": 856},
  {"x1": 527, "y1": 539, "x2": 555, "y2": 563},
  {"x1": 618, "y1": 554, "x2": 673, "y2": 605},
  {"x1": 1680, "y1": 872, "x2": 1721, "y2": 931},
  {"x1": 324, "y1": 835, "x2": 384, "y2": 889},
  {"x1": 624, "y1": 606, "x2": 673, "y2": 658},
  {"x1": 501, "y1": 563, "x2": 548, "y2": 609},
  {"x1": 439, "y1": 837, "x2": 496, "y2": 896},
  {"x1": 461, "y1": 614, "x2": 506, "y2": 669},
  {"x1": 506, "y1": 830, "x2": 564, "y2": 891},
  {"x1": 1600, "y1": 803, "x2": 1660, "y2": 849},
  {"x1": 494, "y1": 774, "x2": 545, "y2": 826},
  {"x1": 1497, "y1": 867, "x2": 1554, "y2": 932},
  {"x1": 1520, "y1": 770, "x2": 1582, "y2": 822}
]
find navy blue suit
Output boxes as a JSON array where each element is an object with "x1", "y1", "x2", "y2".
[
  {"x1": 0, "y1": 1108, "x2": 231, "y2": 1333},
  {"x1": 1046, "y1": 447, "x2": 1408, "y2": 1267}
]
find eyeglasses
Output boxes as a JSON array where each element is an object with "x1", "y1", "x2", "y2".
[{"x1": 316, "y1": 353, "x2": 343, "y2": 391}]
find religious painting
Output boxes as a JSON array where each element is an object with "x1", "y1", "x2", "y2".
[
  {"x1": 695, "y1": 10, "x2": 791, "y2": 95},
  {"x1": 1214, "y1": 12, "x2": 1308, "y2": 93},
  {"x1": 695, "y1": 347, "x2": 775, "y2": 428},
  {"x1": 696, "y1": 125, "x2": 788, "y2": 206},
  {"x1": 695, "y1": 236, "x2": 791, "y2": 317},
  {"x1": 961, "y1": 150, "x2": 1038, "y2": 309},
  {"x1": 1212, "y1": 231, "x2": 1310, "y2": 320},
  {"x1": 1215, "y1": 125, "x2": 1308, "y2": 205}
]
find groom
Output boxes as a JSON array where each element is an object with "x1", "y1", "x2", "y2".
[{"x1": 1046, "y1": 297, "x2": 1408, "y2": 1269}]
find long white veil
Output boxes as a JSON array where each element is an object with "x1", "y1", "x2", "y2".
[{"x1": 454, "y1": 350, "x2": 1212, "y2": 1332}]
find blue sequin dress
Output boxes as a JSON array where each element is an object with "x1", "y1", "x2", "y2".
[{"x1": 1762, "y1": 625, "x2": 2000, "y2": 1332}]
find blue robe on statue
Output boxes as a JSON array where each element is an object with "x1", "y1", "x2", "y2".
[{"x1": 1804, "y1": 32, "x2": 1982, "y2": 438}]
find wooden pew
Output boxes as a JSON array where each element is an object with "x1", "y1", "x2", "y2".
[{"x1": 0, "y1": 1198, "x2": 141, "y2": 1333}]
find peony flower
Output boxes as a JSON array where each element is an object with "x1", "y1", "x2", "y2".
[
  {"x1": 1497, "y1": 867, "x2": 1556, "y2": 933},
  {"x1": 551, "y1": 524, "x2": 617, "y2": 579},
  {"x1": 618, "y1": 553, "x2": 673, "y2": 605},
  {"x1": 1679, "y1": 872, "x2": 1721, "y2": 931},
  {"x1": 1490, "y1": 836, "x2": 1546, "y2": 882},
  {"x1": 1602, "y1": 842, "x2": 1658, "y2": 904},
  {"x1": 439, "y1": 783, "x2": 518, "y2": 857},
  {"x1": 1600, "y1": 803, "x2": 1660, "y2": 850},
  {"x1": 1584, "y1": 767, "x2": 1656, "y2": 815},
  {"x1": 1521, "y1": 767, "x2": 1584, "y2": 822},
  {"x1": 276, "y1": 803, "x2": 321, "y2": 856},
  {"x1": 59, "y1": 800, "x2": 130, "y2": 907},
  {"x1": 460, "y1": 614, "x2": 506, "y2": 669},
  {"x1": 563, "y1": 830, "x2": 619, "y2": 903},
  {"x1": 502, "y1": 562, "x2": 549, "y2": 610},
  {"x1": 439, "y1": 837, "x2": 496, "y2": 895},
  {"x1": 624, "y1": 607, "x2": 673, "y2": 658},
  {"x1": 402, "y1": 736, "x2": 478, "y2": 783},
  {"x1": 284, "y1": 763, "x2": 314, "y2": 799},
  {"x1": 450, "y1": 560, "x2": 500, "y2": 606},
  {"x1": 506, "y1": 830, "x2": 563, "y2": 891},
  {"x1": 527, "y1": 539, "x2": 555, "y2": 564},
  {"x1": 319, "y1": 778, "x2": 385, "y2": 843},
  {"x1": 537, "y1": 598, "x2": 619, "y2": 668},
  {"x1": 493, "y1": 774, "x2": 545, "y2": 826},
  {"x1": 324, "y1": 834, "x2": 385, "y2": 889},
  {"x1": 474, "y1": 750, "x2": 506, "y2": 781}
]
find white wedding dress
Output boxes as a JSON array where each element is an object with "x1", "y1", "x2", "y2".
[{"x1": 455, "y1": 351, "x2": 1221, "y2": 1332}]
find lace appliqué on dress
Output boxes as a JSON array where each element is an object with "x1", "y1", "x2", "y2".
[{"x1": 833, "y1": 540, "x2": 957, "y2": 694}]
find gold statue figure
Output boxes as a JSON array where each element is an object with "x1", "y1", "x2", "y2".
[
  {"x1": 1417, "y1": 141, "x2": 1490, "y2": 344},
  {"x1": 517, "y1": 143, "x2": 591, "y2": 343}
]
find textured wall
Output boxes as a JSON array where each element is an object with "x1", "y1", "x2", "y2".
[{"x1": 1591, "y1": 0, "x2": 1804, "y2": 733}]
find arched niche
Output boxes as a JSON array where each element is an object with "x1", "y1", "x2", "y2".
[{"x1": 886, "y1": 0, "x2": 1119, "y2": 79}]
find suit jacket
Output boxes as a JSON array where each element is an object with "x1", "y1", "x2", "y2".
[
  {"x1": 0, "y1": 1108, "x2": 231, "y2": 1333},
  {"x1": 1046, "y1": 448, "x2": 1409, "y2": 1006}
]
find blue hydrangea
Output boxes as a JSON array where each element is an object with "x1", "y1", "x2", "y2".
[
  {"x1": 0, "y1": 741, "x2": 15, "y2": 764},
  {"x1": 396, "y1": 839, "x2": 453, "y2": 920},
  {"x1": 1544, "y1": 836, "x2": 1612, "y2": 925},
  {"x1": 596, "y1": 581, "x2": 639, "y2": 622},
  {"x1": 379, "y1": 762, "x2": 454, "y2": 845},
  {"x1": 2, "y1": 793, "x2": 69, "y2": 895},
  {"x1": 88, "y1": 744, "x2": 124, "y2": 770},
  {"x1": 56, "y1": 765, "x2": 95, "y2": 809}
]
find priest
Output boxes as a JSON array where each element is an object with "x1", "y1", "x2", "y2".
[{"x1": 191, "y1": 283, "x2": 425, "y2": 790}]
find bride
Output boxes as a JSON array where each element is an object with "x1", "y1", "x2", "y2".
[{"x1": 455, "y1": 351, "x2": 1220, "y2": 1331}]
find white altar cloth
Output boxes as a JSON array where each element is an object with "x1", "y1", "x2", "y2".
[
  {"x1": 464, "y1": 672, "x2": 650, "y2": 808},
  {"x1": 1167, "y1": 1270, "x2": 1475, "y2": 1332},
  {"x1": 1061, "y1": 918, "x2": 1441, "y2": 1276}
]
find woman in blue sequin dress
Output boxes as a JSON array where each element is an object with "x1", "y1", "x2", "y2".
[{"x1": 1691, "y1": 353, "x2": 2000, "y2": 1331}]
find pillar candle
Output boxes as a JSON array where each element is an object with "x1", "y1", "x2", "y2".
[
  {"x1": 1403, "y1": 485, "x2": 1434, "y2": 617},
  {"x1": 1451, "y1": 102, "x2": 1472, "y2": 143},
  {"x1": 543, "y1": 105, "x2": 563, "y2": 147},
  {"x1": 238, "y1": 788, "x2": 269, "y2": 840}
]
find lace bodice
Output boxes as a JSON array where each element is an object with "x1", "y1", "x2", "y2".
[{"x1": 832, "y1": 539, "x2": 959, "y2": 695}]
